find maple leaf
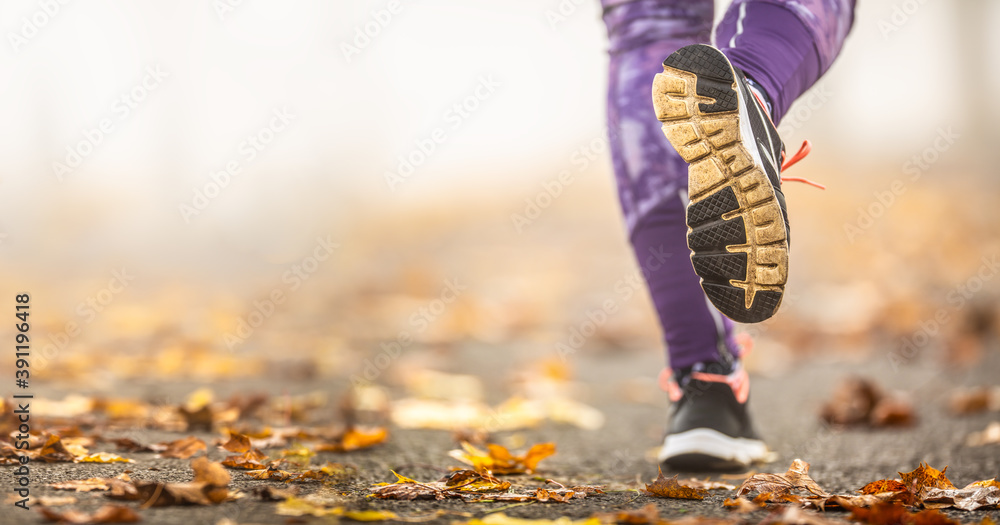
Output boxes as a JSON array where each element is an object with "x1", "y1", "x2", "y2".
[
  {"x1": 899, "y1": 463, "x2": 956, "y2": 497},
  {"x1": 38, "y1": 504, "x2": 141, "y2": 524},
  {"x1": 448, "y1": 441, "x2": 556, "y2": 475},
  {"x1": 644, "y1": 468, "x2": 708, "y2": 500}
]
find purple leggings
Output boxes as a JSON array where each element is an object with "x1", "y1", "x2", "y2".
[{"x1": 602, "y1": 0, "x2": 854, "y2": 370}]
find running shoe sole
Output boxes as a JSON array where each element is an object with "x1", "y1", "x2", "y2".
[
  {"x1": 658, "y1": 428, "x2": 769, "y2": 471},
  {"x1": 652, "y1": 45, "x2": 788, "y2": 323}
]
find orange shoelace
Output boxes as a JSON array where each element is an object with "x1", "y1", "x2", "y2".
[
  {"x1": 779, "y1": 140, "x2": 825, "y2": 189},
  {"x1": 747, "y1": 89, "x2": 825, "y2": 190}
]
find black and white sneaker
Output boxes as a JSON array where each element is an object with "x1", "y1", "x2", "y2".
[
  {"x1": 658, "y1": 362, "x2": 769, "y2": 471},
  {"x1": 652, "y1": 44, "x2": 816, "y2": 324}
]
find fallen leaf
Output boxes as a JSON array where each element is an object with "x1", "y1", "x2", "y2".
[
  {"x1": 848, "y1": 502, "x2": 960, "y2": 525},
  {"x1": 723, "y1": 497, "x2": 762, "y2": 513},
  {"x1": 106, "y1": 457, "x2": 231, "y2": 507},
  {"x1": 644, "y1": 468, "x2": 707, "y2": 500},
  {"x1": 51, "y1": 476, "x2": 131, "y2": 492},
  {"x1": 922, "y1": 484, "x2": 1000, "y2": 511},
  {"x1": 949, "y1": 387, "x2": 992, "y2": 414},
  {"x1": 966, "y1": 422, "x2": 1000, "y2": 447},
  {"x1": 681, "y1": 478, "x2": 737, "y2": 491},
  {"x1": 596, "y1": 503, "x2": 662, "y2": 523},
  {"x1": 899, "y1": 463, "x2": 956, "y2": 497},
  {"x1": 253, "y1": 485, "x2": 300, "y2": 501},
  {"x1": 77, "y1": 453, "x2": 134, "y2": 464},
  {"x1": 221, "y1": 448, "x2": 268, "y2": 469},
  {"x1": 861, "y1": 480, "x2": 908, "y2": 495},
  {"x1": 448, "y1": 441, "x2": 556, "y2": 474},
  {"x1": 314, "y1": 426, "x2": 388, "y2": 452},
  {"x1": 222, "y1": 431, "x2": 251, "y2": 453},
  {"x1": 157, "y1": 436, "x2": 206, "y2": 459},
  {"x1": 738, "y1": 459, "x2": 829, "y2": 501},
  {"x1": 38, "y1": 504, "x2": 141, "y2": 524},
  {"x1": 820, "y1": 377, "x2": 915, "y2": 428}
]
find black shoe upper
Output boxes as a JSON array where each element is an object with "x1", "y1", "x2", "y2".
[{"x1": 668, "y1": 378, "x2": 761, "y2": 441}]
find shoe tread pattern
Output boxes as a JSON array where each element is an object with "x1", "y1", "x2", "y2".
[{"x1": 652, "y1": 44, "x2": 789, "y2": 323}]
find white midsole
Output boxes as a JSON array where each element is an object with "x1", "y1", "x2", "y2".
[{"x1": 658, "y1": 428, "x2": 769, "y2": 466}]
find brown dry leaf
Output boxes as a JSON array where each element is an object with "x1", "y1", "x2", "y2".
[
  {"x1": 848, "y1": 502, "x2": 959, "y2": 525},
  {"x1": 723, "y1": 497, "x2": 762, "y2": 513},
  {"x1": 448, "y1": 441, "x2": 556, "y2": 475},
  {"x1": 681, "y1": 478, "x2": 737, "y2": 491},
  {"x1": 157, "y1": 436, "x2": 206, "y2": 459},
  {"x1": 596, "y1": 503, "x2": 662, "y2": 524},
  {"x1": 51, "y1": 476, "x2": 131, "y2": 493},
  {"x1": 77, "y1": 453, "x2": 134, "y2": 464},
  {"x1": 772, "y1": 506, "x2": 858, "y2": 525},
  {"x1": 533, "y1": 488, "x2": 575, "y2": 503},
  {"x1": 370, "y1": 469, "x2": 562, "y2": 502},
  {"x1": 644, "y1": 468, "x2": 708, "y2": 500},
  {"x1": 819, "y1": 377, "x2": 915, "y2": 428},
  {"x1": 899, "y1": 463, "x2": 956, "y2": 497},
  {"x1": 222, "y1": 431, "x2": 251, "y2": 453},
  {"x1": 922, "y1": 484, "x2": 1000, "y2": 511},
  {"x1": 38, "y1": 504, "x2": 141, "y2": 524},
  {"x1": 221, "y1": 448, "x2": 269, "y2": 470},
  {"x1": 111, "y1": 438, "x2": 152, "y2": 453},
  {"x1": 314, "y1": 426, "x2": 388, "y2": 452},
  {"x1": 949, "y1": 387, "x2": 992, "y2": 414},
  {"x1": 107, "y1": 457, "x2": 231, "y2": 507},
  {"x1": 966, "y1": 422, "x2": 1000, "y2": 447},
  {"x1": 738, "y1": 459, "x2": 829, "y2": 502},
  {"x1": 861, "y1": 480, "x2": 908, "y2": 494},
  {"x1": 35, "y1": 434, "x2": 77, "y2": 463},
  {"x1": 254, "y1": 485, "x2": 300, "y2": 501}
]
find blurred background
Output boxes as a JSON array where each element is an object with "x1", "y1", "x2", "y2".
[{"x1": 1, "y1": 0, "x2": 999, "y2": 395}]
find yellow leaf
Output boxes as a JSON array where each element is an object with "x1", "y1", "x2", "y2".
[{"x1": 77, "y1": 453, "x2": 133, "y2": 464}]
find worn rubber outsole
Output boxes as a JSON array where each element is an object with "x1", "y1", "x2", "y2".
[{"x1": 652, "y1": 45, "x2": 787, "y2": 323}]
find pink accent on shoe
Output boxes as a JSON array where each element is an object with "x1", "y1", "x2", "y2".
[
  {"x1": 659, "y1": 368, "x2": 684, "y2": 402},
  {"x1": 690, "y1": 368, "x2": 750, "y2": 404}
]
